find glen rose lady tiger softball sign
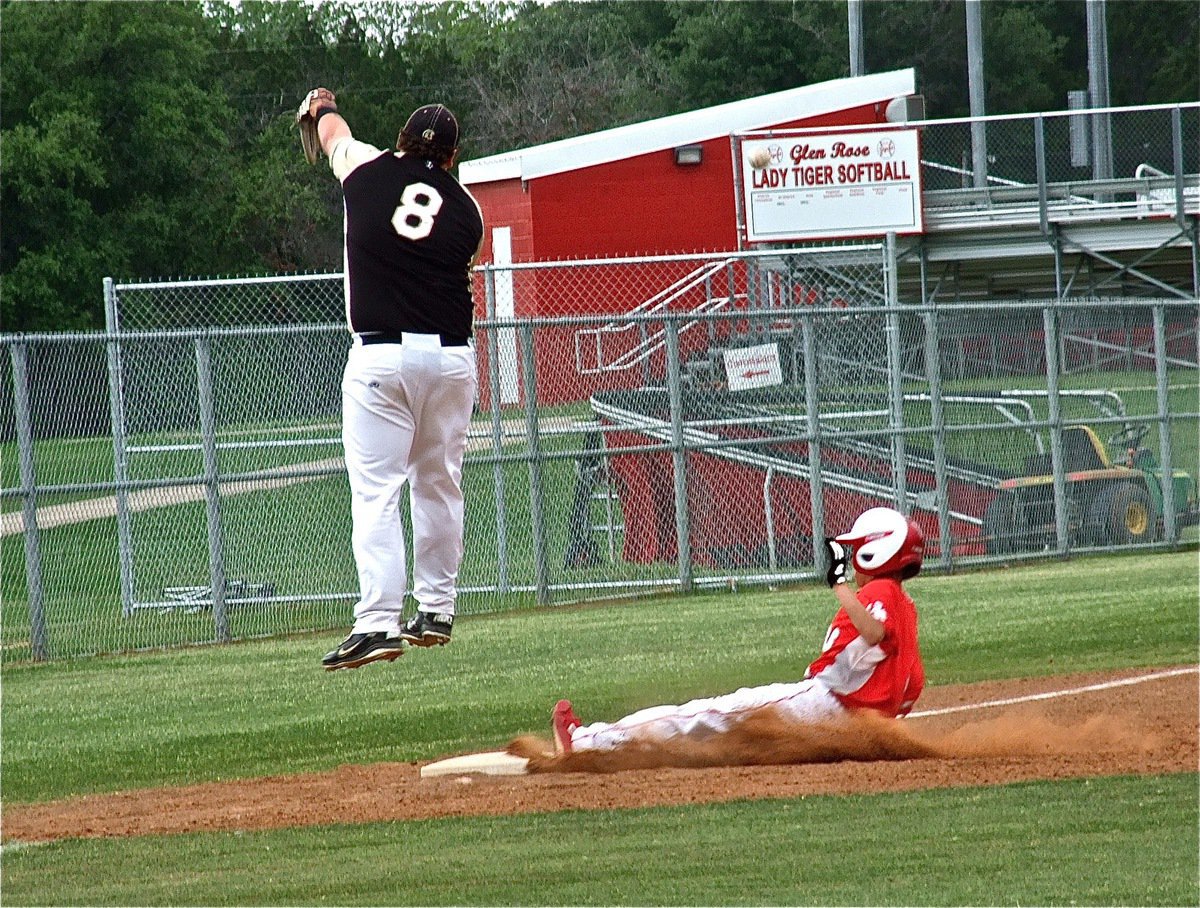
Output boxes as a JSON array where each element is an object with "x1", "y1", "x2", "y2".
[{"x1": 741, "y1": 129, "x2": 923, "y2": 243}]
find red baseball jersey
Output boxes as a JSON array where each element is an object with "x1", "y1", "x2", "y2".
[{"x1": 805, "y1": 577, "x2": 924, "y2": 717}]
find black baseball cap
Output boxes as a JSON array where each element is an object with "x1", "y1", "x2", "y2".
[{"x1": 401, "y1": 104, "x2": 460, "y2": 150}]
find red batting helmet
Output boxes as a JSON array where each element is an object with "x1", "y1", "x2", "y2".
[{"x1": 834, "y1": 507, "x2": 924, "y2": 579}]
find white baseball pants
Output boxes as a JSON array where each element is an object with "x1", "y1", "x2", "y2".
[
  {"x1": 341, "y1": 334, "x2": 476, "y2": 635},
  {"x1": 571, "y1": 678, "x2": 845, "y2": 752}
]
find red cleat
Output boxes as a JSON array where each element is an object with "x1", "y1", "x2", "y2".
[{"x1": 552, "y1": 699, "x2": 581, "y2": 754}]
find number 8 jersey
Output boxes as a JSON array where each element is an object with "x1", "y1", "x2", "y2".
[{"x1": 329, "y1": 137, "x2": 484, "y2": 339}]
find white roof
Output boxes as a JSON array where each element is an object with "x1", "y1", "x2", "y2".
[{"x1": 459, "y1": 68, "x2": 915, "y2": 185}]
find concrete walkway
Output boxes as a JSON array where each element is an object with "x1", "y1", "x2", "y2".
[{"x1": 2, "y1": 417, "x2": 587, "y2": 537}]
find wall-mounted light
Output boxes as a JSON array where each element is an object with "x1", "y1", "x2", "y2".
[
  {"x1": 674, "y1": 144, "x2": 703, "y2": 166},
  {"x1": 885, "y1": 95, "x2": 926, "y2": 124}
]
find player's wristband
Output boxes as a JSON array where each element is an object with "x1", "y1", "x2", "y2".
[{"x1": 314, "y1": 106, "x2": 340, "y2": 123}]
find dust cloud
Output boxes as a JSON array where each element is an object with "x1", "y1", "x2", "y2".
[{"x1": 508, "y1": 705, "x2": 1155, "y2": 774}]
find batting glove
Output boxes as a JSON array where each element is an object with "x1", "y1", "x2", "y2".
[{"x1": 824, "y1": 537, "x2": 849, "y2": 587}]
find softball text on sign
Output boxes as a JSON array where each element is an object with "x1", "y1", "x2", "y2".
[{"x1": 741, "y1": 129, "x2": 923, "y2": 242}]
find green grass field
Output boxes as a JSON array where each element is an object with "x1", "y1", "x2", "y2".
[
  {"x1": 2, "y1": 550, "x2": 1197, "y2": 905},
  {"x1": 3, "y1": 775, "x2": 1193, "y2": 906}
]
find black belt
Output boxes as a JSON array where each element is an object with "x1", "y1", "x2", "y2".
[{"x1": 360, "y1": 333, "x2": 469, "y2": 347}]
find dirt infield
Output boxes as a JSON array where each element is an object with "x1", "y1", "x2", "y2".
[{"x1": 4, "y1": 666, "x2": 1196, "y2": 844}]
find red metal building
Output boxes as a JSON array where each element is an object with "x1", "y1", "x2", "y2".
[
  {"x1": 460, "y1": 69, "x2": 919, "y2": 409},
  {"x1": 458, "y1": 69, "x2": 943, "y2": 568},
  {"x1": 459, "y1": 68, "x2": 918, "y2": 266}
]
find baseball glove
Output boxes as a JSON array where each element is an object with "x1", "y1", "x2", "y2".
[{"x1": 296, "y1": 88, "x2": 337, "y2": 165}]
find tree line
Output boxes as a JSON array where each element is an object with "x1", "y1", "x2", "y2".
[{"x1": 2, "y1": 0, "x2": 1196, "y2": 332}]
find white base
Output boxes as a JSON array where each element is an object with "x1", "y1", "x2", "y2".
[{"x1": 420, "y1": 750, "x2": 530, "y2": 778}]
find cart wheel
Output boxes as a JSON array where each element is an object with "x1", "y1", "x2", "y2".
[{"x1": 1090, "y1": 482, "x2": 1157, "y2": 545}]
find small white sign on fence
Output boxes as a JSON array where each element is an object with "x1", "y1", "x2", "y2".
[{"x1": 723, "y1": 343, "x2": 783, "y2": 391}]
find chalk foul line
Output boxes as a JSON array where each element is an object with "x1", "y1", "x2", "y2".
[{"x1": 908, "y1": 666, "x2": 1198, "y2": 719}]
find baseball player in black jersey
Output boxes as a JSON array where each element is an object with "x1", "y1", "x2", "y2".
[{"x1": 300, "y1": 89, "x2": 485, "y2": 671}]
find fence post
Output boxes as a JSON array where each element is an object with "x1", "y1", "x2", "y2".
[
  {"x1": 11, "y1": 342, "x2": 49, "y2": 660},
  {"x1": 104, "y1": 277, "x2": 136, "y2": 617},
  {"x1": 730, "y1": 134, "x2": 748, "y2": 252},
  {"x1": 920, "y1": 252, "x2": 954, "y2": 570},
  {"x1": 885, "y1": 234, "x2": 909, "y2": 511},
  {"x1": 763, "y1": 466, "x2": 777, "y2": 573},
  {"x1": 664, "y1": 319, "x2": 693, "y2": 593},
  {"x1": 1170, "y1": 107, "x2": 1191, "y2": 243},
  {"x1": 1152, "y1": 305, "x2": 1179, "y2": 543},
  {"x1": 801, "y1": 313, "x2": 827, "y2": 562},
  {"x1": 484, "y1": 268, "x2": 511, "y2": 593},
  {"x1": 1042, "y1": 303, "x2": 1071, "y2": 555},
  {"x1": 966, "y1": 0, "x2": 988, "y2": 188},
  {"x1": 195, "y1": 336, "x2": 230, "y2": 641},
  {"x1": 518, "y1": 323, "x2": 550, "y2": 605},
  {"x1": 1035, "y1": 116, "x2": 1049, "y2": 238}
]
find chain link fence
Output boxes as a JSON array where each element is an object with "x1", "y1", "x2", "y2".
[
  {"x1": 4, "y1": 101, "x2": 1198, "y2": 661},
  {"x1": 4, "y1": 245, "x2": 1196, "y2": 661},
  {"x1": 918, "y1": 104, "x2": 1198, "y2": 194}
]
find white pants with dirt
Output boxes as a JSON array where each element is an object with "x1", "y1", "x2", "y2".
[
  {"x1": 341, "y1": 334, "x2": 476, "y2": 635},
  {"x1": 571, "y1": 678, "x2": 845, "y2": 752}
]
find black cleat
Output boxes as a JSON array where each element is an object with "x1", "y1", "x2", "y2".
[
  {"x1": 322, "y1": 632, "x2": 405, "y2": 671},
  {"x1": 400, "y1": 610, "x2": 453, "y2": 647}
]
